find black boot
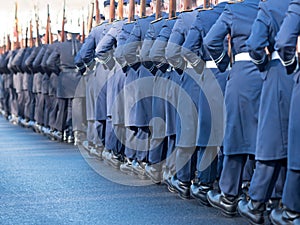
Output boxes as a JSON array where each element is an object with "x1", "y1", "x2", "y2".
[
  {"x1": 171, "y1": 176, "x2": 191, "y2": 200},
  {"x1": 238, "y1": 199, "x2": 265, "y2": 225},
  {"x1": 270, "y1": 207, "x2": 300, "y2": 225},
  {"x1": 207, "y1": 190, "x2": 238, "y2": 217},
  {"x1": 145, "y1": 163, "x2": 162, "y2": 184},
  {"x1": 190, "y1": 182, "x2": 213, "y2": 206}
]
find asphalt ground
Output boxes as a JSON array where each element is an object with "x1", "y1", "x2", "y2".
[{"x1": 0, "y1": 116, "x2": 255, "y2": 225}]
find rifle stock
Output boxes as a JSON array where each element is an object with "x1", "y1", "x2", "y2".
[
  {"x1": 155, "y1": 0, "x2": 162, "y2": 19},
  {"x1": 183, "y1": 0, "x2": 192, "y2": 10},
  {"x1": 140, "y1": 0, "x2": 146, "y2": 17},
  {"x1": 29, "y1": 20, "x2": 34, "y2": 47},
  {"x1": 61, "y1": 0, "x2": 66, "y2": 42},
  {"x1": 81, "y1": 15, "x2": 85, "y2": 43},
  {"x1": 25, "y1": 27, "x2": 28, "y2": 48},
  {"x1": 87, "y1": 2, "x2": 94, "y2": 33},
  {"x1": 45, "y1": 4, "x2": 50, "y2": 44},
  {"x1": 109, "y1": 0, "x2": 116, "y2": 23},
  {"x1": 7, "y1": 35, "x2": 11, "y2": 51},
  {"x1": 14, "y1": 2, "x2": 20, "y2": 49},
  {"x1": 118, "y1": 0, "x2": 124, "y2": 20},
  {"x1": 128, "y1": 0, "x2": 135, "y2": 22},
  {"x1": 169, "y1": 0, "x2": 176, "y2": 18},
  {"x1": 95, "y1": 0, "x2": 100, "y2": 25}
]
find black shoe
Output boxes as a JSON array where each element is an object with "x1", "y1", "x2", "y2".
[
  {"x1": 171, "y1": 176, "x2": 191, "y2": 200},
  {"x1": 89, "y1": 147, "x2": 103, "y2": 160},
  {"x1": 132, "y1": 160, "x2": 148, "y2": 179},
  {"x1": 82, "y1": 140, "x2": 93, "y2": 152},
  {"x1": 67, "y1": 135, "x2": 74, "y2": 144},
  {"x1": 107, "y1": 153, "x2": 122, "y2": 169},
  {"x1": 190, "y1": 182, "x2": 213, "y2": 206},
  {"x1": 266, "y1": 198, "x2": 281, "y2": 215},
  {"x1": 120, "y1": 158, "x2": 135, "y2": 175},
  {"x1": 238, "y1": 199, "x2": 265, "y2": 225},
  {"x1": 270, "y1": 208, "x2": 300, "y2": 225},
  {"x1": 53, "y1": 131, "x2": 63, "y2": 142},
  {"x1": 145, "y1": 164, "x2": 162, "y2": 184},
  {"x1": 207, "y1": 190, "x2": 238, "y2": 217}
]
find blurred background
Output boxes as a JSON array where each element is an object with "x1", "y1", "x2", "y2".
[{"x1": 0, "y1": 0, "x2": 104, "y2": 45}]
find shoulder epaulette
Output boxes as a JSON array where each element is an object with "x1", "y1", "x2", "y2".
[
  {"x1": 125, "y1": 20, "x2": 136, "y2": 24},
  {"x1": 198, "y1": 7, "x2": 213, "y2": 11},
  {"x1": 228, "y1": 0, "x2": 244, "y2": 4},
  {"x1": 151, "y1": 17, "x2": 163, "y2": 24},
  {"x1": 181, "y1": 9, "x2": 193, "y2": 13},
  {"x1": 167, "y1": 16, "x2": 177, "y2": 21}
]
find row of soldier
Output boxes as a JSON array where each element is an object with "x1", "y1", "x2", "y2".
[{"x1": 0, "y1": 0, "x2": 300, "y2": 224}]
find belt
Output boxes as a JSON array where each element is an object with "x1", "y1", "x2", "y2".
[
  {"x1": 205, "y1": 60, "x2": 217, "y2": 69},
  {"x1": 234, "y1": 52, "x2": 252, "y2": 61},
  {"x1": 271, "y1": 51, "x2": 280, "y2": 60}
]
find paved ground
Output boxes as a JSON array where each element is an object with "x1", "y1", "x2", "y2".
[{"x1": 0, "y1": 116, "x2": 253, "y2": 225}]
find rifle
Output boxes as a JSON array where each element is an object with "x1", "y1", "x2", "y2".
[
  {"x1": 128, "y1": 0, "x2": 135, "y2": 22},
  {"x1": 87, "y1": 2, "x2": 94, "y2": 33},
  {"x1": 25, "y1": 27, "x2": 28, "y2": 48},
  {"x1": 140, "y1": 0, "x2": 146, "y2": 17},
  {"x1": 34, "y1": 5, "x2": 41, "y2": 46},
  {"x1": 183, "y1": 0, "x2": 192, "y2": 10},
  {"x1": 155, "y1": 0, "x2": 162, "y2": 19},
  {"x1": 29, "y1": 20, "x2": 34, "y2": 47},
  {"x1": 118, "y1": 0, "x2": 124, "y2": 20},
  {"x1": 45, "y1": 4, "x2": 51, "y2": 44},
  {"x1": 203, "y1": 0, "x2": 210, "y2": 8},
  {"x1": 61, "y1": 0, "x2": 66, "y2": 42},
  {"x1": 7, "y1": 35, "x2": 11, "y2": 51},
  {"x1": 109, "y1": 0, "x2": 116, "y2": 23},
  {"x1": 81, "y1": 14, "x2": 85, "y2": 43},
  {"x1": 95, "y1": 0, "x2": 100, "y2": 25},
  {"x1": 14, "y1": 2, "x2": 20, "y2": 49},
  {"x1": 169, "y1": 0, "x2": 176, "y2": 18}
]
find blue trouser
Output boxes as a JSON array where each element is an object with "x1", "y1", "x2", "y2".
[
  {"x1": 166, "y1": 135, "x2": 176, "y2": 173},
  {"x1": 242, "y1": 157, "x2": 255, "y2": 182},
  {"x1": 176, "y1": 147, "x2": 197, "y2": 183},
  {"x1": 197, "y1": 146, "x2": 219, "y2": 184},
  {"x1": 219, "y1": 154, "x2": 248, "y2": 196},
  {"x1": 282, "y1": 169, "x2": 300, "y2": 212},
  {"x1": 148, "y1": 137, "x2": 168, "y2": 165},
  {"x1": 249, "y1": 159, "x2": 286, "y2": 202},
  {"x1": 96, "y1": 120, "x2": 106, "y2": 147},
  {"x1": 124, "y1": 126, "x2": 137, "y2": 160},
  {"x1": 55, "y1": 98, "x2": 67, "y2": 131},
  {"x1": 136, "y1": 126, "x2": 150, "y2": 162}
]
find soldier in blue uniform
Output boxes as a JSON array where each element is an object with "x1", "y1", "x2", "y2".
[
  {"x1": 0, "y1": 50, "x2": 11, "y2": 119},
  {"x1": 6, "y1": 49, "x2": 19, "y2": 125},
  {"x1": 139, "y1": 0, "x2": 169, "y2": 183},
  {"x1": 181, "y1": 0, "x2": 228, "y2": 206},
  {"x1": 32, "y1": 34, "x2": 48, "y2": 134},
  {"x1": 203, "y1": 0, "x2": 262, "y2": 216},
  {"x1": 148, "y1": 4, "x2": 181, "y2": 188},
  {"x1": 269, "y1": 1, "x2": 300, "y2": 224},
  {"x1": 236, "y1": 0, "x2": 294, "y2": 224},
  {"x1": 46, "y1": 25, "x2": 82, "y2": 143},
  {"x1": 40, "y1": 30, "x2": 60, "y2": 140},
  {"x1": 164, "y1": 0, "x2": 200, "y2": 199},
  {"x1": 121, "y1": 0, "x2": 155, "y2": 178},
  {"x1": 11, "y1": 46, "x2": 26, "y2": 124},
  {"x1": 76, "y1": 0, "x2": 111, "y2": 157},
  {"x1": 114, "y1": 1, "x2": 140, "y2": 175}
]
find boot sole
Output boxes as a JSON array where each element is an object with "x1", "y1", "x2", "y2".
[
  {"x1": 207, "y1": 197, "x2": 237, "y2": 217},
  {"x1": 237, "y1": 205, "x2": 264, "y2": 225}
]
